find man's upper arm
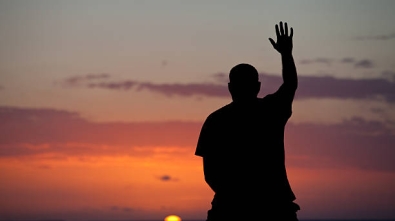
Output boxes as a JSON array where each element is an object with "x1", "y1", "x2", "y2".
[
  {"x1": 272, "y1": 83, "x2": 297, "y2": 116},
  {"x1": 277, "y1": 83, "x2": 297, "y2": 102}
]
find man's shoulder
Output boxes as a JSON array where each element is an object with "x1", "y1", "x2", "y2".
[
  {"x1": 207, "y1": 103, "x2": 233, "y2": 119},
  {"x1": 259, "y1": 93, "x2": 284, "y2": 105},
  {"x1": 261, "y1": 93, "x2": 275, "y2": 100}
]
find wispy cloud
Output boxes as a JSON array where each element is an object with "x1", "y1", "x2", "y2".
[
  {"x1": 90, "y1": 81, "x2": 226, "y2": 97},
  {"x1": 88, "y1": 81, "x2": 137, "y2": 90},
  {"x1": 60, "y1": 73, "x2": 111, "y2": 87},
  {"x1": 157, "y1": 175, "x2": 178, "y2": 182},
  {"x1": 138, "y1": 82, "x2": 226, "y2": 97},
  {"x1": 0, "y1": 106, "x2": 394, "y2": 172},
  {"x1": 299, "y1": 58, "x2": 333, "y2": 65},
  {"x1": 355, "y1": 33, "x2": 395, "y2": 41},
  {"x1": 340, "y1": 57, "x2": 355, "y2": 63},
  {"x1": 214, "y1": 73, "x2": 395, "y2": 102},
  {"x1": 59, "y1": 72, "x2": 395, "y2": 103},
  {"x1": 301, "y1": 57, "x2": 374, "y2": 68},
  {"x1": 61, "y1": 74, "x2": 227, "y2": 97},
  {"x1": 354, "y1": 59, "x2": 374, "y2": 68}
]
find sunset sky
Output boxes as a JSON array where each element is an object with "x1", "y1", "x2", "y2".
[{"x1": 1, "y1": 0, "x2": 395, "y2": 220}]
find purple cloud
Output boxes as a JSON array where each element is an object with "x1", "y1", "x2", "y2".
[
  {"x1": 60, "y1": 72, "x2": 395, "y2": 103},
  {"x1": 61, "y1": 74, "x2": 227, "y2": 97},
  {"x1": 88, "y1": 81, "x2": 137, "y2": 90},
  {"x1": 354, "y1": 59, "x2": 374, "y2": 68},
  {"x1": 294, "y1": 75, "x2": 395, "y2": 101},
  {"x1": 257, "y1": 73, "x2": 395, "y2": 102},
  {"x1": 0, "y1": 106, "x2": 394, "y2": 172},
  {"x1": 137, "y1": 82, "x2": 227, "y2": 97},
  {"x1": 61, "y1": 73, "x2": 111, "y2": 87}
]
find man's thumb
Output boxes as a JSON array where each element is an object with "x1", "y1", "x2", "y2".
[{"x1": 268, "y1": 38, "x2": 276, "y2": 48}]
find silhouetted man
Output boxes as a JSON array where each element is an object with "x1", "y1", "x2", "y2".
[{"x1": 195, "y1": 22, "x2": 300, "y2": 220}]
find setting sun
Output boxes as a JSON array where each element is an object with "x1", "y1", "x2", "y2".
[{"x1": 164, "y1": 215, "x2": 182, "y2": 221}]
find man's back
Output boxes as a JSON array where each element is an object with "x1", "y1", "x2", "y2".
[{"x1": 195, "y1": 93, "x2": 295, "y2": 207}]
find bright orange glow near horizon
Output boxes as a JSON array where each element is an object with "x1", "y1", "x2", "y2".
[{"x1": 164, "y1": 215, "x2": 182, "y2": 221}]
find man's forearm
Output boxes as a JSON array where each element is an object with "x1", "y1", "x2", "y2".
[{"x1": 281, "y1": 53, "x2": 298, "y2": 89}]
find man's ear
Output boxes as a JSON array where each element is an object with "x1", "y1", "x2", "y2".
[
  {"x1": 256, "y1": 81, "x2": 261, "y2": 94},
  {"x1": 228, "y1": 82, "x2": 235, "y2": 99}
]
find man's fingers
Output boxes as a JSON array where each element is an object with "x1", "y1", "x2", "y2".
[
  {"x1": 275, "y1": 24, "x2": 280, "y2": 37},
  {"x1": 290, "y1": 27, "x2": 293, "y2": 38},
  {"x1": 279, "y1": 21, "x2": 284, "y2": 36},
  {"x1": 284, "y1": 22, "x2": 288, "y2": 36},
  {"x1": 268, "y1": 38, "x2": 276, "y2": 48}
]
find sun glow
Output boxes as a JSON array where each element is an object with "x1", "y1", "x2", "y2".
[{"x1": 164, "y1": 215, "x2": 182, "y2": 221}]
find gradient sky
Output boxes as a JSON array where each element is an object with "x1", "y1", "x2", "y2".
[{"x1": 1, "y1": 0, "x2": 395, "y2": 220}]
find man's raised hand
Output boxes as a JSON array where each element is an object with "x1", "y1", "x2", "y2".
[{"x1": 269, "y1": 21, "x2": 293, "y2": 55}]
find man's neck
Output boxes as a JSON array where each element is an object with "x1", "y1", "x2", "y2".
[{"x1": 232, "y1": 97, "x2": 258, "y2": 103}]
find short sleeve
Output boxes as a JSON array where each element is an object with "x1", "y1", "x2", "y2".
[
  {"x1": 195, "y1": 117, "x2": 212, "y2": 157},
  {"x1": 271, "y1": 83, "x2": 296, "y2": 119}
]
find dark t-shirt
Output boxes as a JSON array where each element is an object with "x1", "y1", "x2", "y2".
[{"x1": 195, "y1": 84, "x2": 296, "y2": 209}]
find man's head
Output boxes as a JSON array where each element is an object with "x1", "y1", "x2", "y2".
[{"x1": 228, "y1": 63, "x2": 261, "y2": 101}]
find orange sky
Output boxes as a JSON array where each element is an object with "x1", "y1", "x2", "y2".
[
  {"x1": 1, "y1": 107, "x2": 395, "y2": 220},
  {"x1": 2, "y1": 144, "x2": 395, "y2": 220},
  {"x1": 1, "y1": 1, "x2": 395, "y2": 220}
]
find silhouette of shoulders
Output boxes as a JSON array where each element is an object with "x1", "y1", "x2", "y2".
[
  {"x1": 196, "y1": 91, "x2": 292, "y2": 156},
  {"x1": 195, "y1": 92, "x2": 296, "y2": 204},
  {"x1": 195, "y1": 21, "x2": 300, "y2": 220}
]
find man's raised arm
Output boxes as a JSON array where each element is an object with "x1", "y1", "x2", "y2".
[{"x1": 269, "y1": 21, "x2": 298, "y2": 92}]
